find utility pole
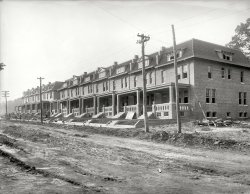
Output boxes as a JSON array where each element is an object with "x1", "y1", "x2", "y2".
[
  {"x1": 37, "y1": 77, "x2": 44, "y2": 124},
  {"x1": 171, "y1": 25, "x2": 181, "y2": 133},
  {"x1": 137, "y1": 33, "x2": 150, "y2": 132},
  {"x1": 1, "y1": 91, "x2": 9, "y2": 118}
]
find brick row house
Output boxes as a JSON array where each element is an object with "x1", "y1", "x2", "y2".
[
  {"x1": 20, "y1": 82, "x2": 63, "y2": 115},
  {"x1": 18, "y1": 39, "x2": 250, "y2": 120}
]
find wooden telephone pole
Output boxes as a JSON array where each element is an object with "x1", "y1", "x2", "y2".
[
  {"x1": 1, "y1": 91, "x2": 9, "y2": 117},
  {"x1": 37, "y1": 77, "x2": 44, "y2": 124},
  {"x1": 137, "y1": 33, "x2": 150, "y2": 132},
  {"x1": 171, "y1": 25, "x2": 181, "y2": 133}
]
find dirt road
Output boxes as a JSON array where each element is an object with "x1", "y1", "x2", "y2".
[{"x1": 1, "y1": 121, "x2": 250, "y2": 194}]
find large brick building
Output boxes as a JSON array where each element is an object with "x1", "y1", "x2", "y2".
[{"x1": 18, "y1": 39, "x2": 250, "y2": 120}]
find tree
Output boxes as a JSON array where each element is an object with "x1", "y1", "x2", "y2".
[{"x1": 226, "y1": 18, "x2": 250, "y2": 59}]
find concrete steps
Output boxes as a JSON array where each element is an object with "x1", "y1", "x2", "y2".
[
  {"x1": 125, "y1": 112, "x2": 136, "y2": 120},
  {"x1": 112, "y1": 112, "x2": 126, "y2": 119},
  {"x1": 92, "y1": 112, "x2": 105, "y2": 119},
  {"x1": 138, "y1": 112, "x2": 155, "y2": 120}
]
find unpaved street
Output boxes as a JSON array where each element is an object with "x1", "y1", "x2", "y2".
[{"x1": 1, "y1": 121, "x2": 250, "y2": 194}]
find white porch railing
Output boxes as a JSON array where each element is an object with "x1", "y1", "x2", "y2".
[
  {"x1": 124, "y1": 105, "x2": 137, "y2": 112},
  {"x1": 62, "y1": 108, "x2": 67, "y2": 116},
  {"x1": 102, "y1": 106, "x2": 113, "y2": 117},
  {"x1": 72, "y1": 108, "x2": 80, "y2": 116},
  {"x1": 154, "y1": 103, "x2": 171, "y2": 118},
  {"x1": 86, "y1": 107, "x2": 95, "y2": 115},
  {"x1": 179, "y1": 103, "x2": 190, "y2": 111},
  {"x1": 31, "y1": 110, "x2": 36, "y2": 113}
]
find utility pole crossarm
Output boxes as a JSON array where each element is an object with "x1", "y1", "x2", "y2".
[{"x1": 137, "y1": 33, "x2": 150, "y2": 133}]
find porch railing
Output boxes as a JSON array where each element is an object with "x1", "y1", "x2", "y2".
[
  {"x1": 62, "y1": 108, "x2": 67, "y2": 116},
  {"x1": 124, "y1": 105, "x2": 137, "y2": 112},
  {"x1": 86, "y1": 107, "x2": 95, "y2": 115},
  {"x1": 102, "y1": 106, "x2": 113, "y2": 117},
  {"x1": 179, "y1": 103, "x2": 190, "y2": 111},
  {"x1": 154, "y1": 103, "x2": 170, "y2": 111},
  {"x1": 72, "y1": 108, "x2": 80, "y2": 116}
]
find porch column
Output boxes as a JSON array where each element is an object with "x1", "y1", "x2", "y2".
[
  {"x1": 49, "y1": 102, "x2": 52, "y2": 114},
  {"x1": 112, "y1": 92, "x2": 116, "y2": 116},
  {"x1": 82, "y1": 98, "x2": 85, "y2": 113},
  {"x1": 136, "y1": 89, "x2": 141, "y2": 117},
  {"x1": 169, "y1": 85, "x2": 174, "y2": 104},
  {"x1": 67, "y1": 100, "x2": 70, "y2": 114},
  {"x1": 117, "y1": 94, "x2": 120, "y2": 114},
  {"x1": 79, "y1": 98, "x2": 81, "y2": 114},
  {"x1": 97, "y1": 96, "x2": 100, "y2": 113},
  {"x1": 93, "y1": 95, "x2": 97, "y2": 115}
]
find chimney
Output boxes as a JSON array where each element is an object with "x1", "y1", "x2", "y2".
[
  {"x1": 114, "y1": 61, "x2": 118, "y2": 66},
  {"x1": 156, "y1": 55, "x2": 159, "y2": 65},
  {"x1": 48, "y1": 82, "x2": 51, "y2": 85},
  {"x1": 133, "y1": 55, "x2": 139, "y2": 63},
  {"x1": 84, "y1": 72, "x2": 87, "y2": 75}
]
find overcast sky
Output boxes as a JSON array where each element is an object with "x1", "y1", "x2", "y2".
[{"x1": 0, "y1": 0, "x2": 250, "y2": 101}]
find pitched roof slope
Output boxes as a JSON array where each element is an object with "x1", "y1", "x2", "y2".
[{"x1": 192, "y1": 38, "x2": 250, "y2": 68}]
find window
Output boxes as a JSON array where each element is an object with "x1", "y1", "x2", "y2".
[
  {"x1": 221, "y1": 67, "x2": 225, "y2": 78},
  {"x1": 239, "y1": 92, "x2": 247, "y2": 105},
  {"x1": 177, "y1": 66, "x2": 181, "y2": 79},
  {"x1": 206, "y1": 88, "x2": 216, "y2": 103},
  {"x1": 226, "y1": 112, "x2": 231, "y2": 117},
  {"x1": 244, "y1": 112, "x2": 247, "y2": 117},
  {"x1": 239, "y1": 112, "x2": 243, "y2": 118},
  {"x1": 116, "y1": 66, "x2": 125, "y2": 74},
  {"x1": 212, "y1": 112, "x2": 217, "y2": 118},
  {"x1": 125, "y1": 77, "x2": 128, "y2": 88},
  {"x1": 50, "y1": 92, "x2": 52, "y2": 98},
  {"x1": 228, "y1": 69, "x2": 231, "y2": 79},
  {"x1": 121, "y1": 78, "x2": 124, "y2": 88},
  {"x1": 106, "y1": 81, "x2": 108, "y2": 91},
  {"x1": 184, "y1": 90, "x2": 188, "y2": 103},
  {"x1": 149, "y1": 72, "x2": 153, "y2": 84},
  {"x1": 134, "y1": 76, "x2": 137, "y2": 87},
  {"x1": 212, "y1": 89, "x2": 216, "y2": 103},
  {"x1": 208, "y1": 66, "x2": 212, "y2": 79},
  {"x1": 161, "y1": 71, "x2": 165, "y2": 83},
  {"x1": 206, "y1": 89, "x2": 210, "y2": 103},
  {"x1": 146, "y1": 73, "x2": 148, "y2": 85},
  {"x1": 183, "y1": 65, "x2": 188, "y2": 78},
  {"x1": 206, "y1": 112, "x2": 211, "y2": 118},
  {"x1": 240, "y1": 71, "x2": 244, "y2": 82},
  {"x1": 88, "y1": 85, "x2": 92, "y2": 93},
  {"x1": 180, "y1": 112, "x2": 184, "y2": 117},
  {"x1": 244, "y1": 92, "x2": 247, "y2": 105},
  {"x1": 113, "y1": 80, "x2": 116, "y2": 90},
  {"x1": 82, "y1": 87, "x2": 84, "y2": 95},
  {"x1": 223, "y1": 53, "x2": 232, "y2": 61}
]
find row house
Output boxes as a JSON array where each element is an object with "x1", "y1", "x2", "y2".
[
  {"x1": 19, "y1": 38, "x2": 250, "y2": 120},
  {"x1": 20, "y1": 82, "x2": 63, "y2": 115}
]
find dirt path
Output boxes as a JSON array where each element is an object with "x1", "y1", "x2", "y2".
[{"x1": 1, "y1": 121, "x2": 250, "y2": 194}]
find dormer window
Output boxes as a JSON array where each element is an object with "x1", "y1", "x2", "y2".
[
  {"x1": 167, "y1": 50, "x2": 183, "y2": 61},
  {"x1": 216, "y1": 50, "x2": 233, "y2": 61},
  {"x1": 99, "y1": 70, "x2": 106, "y2": 79},
  {"x1": 85, "y1": 76, "x2": 91, "y2": 82},
  {"x1": 138, "y1": 57, "x2": 150, "y2": 69},
  {"x1": 116, "y1": 66, "x2": 125, "y2": 74}
]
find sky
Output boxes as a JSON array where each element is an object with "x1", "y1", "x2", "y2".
[{"x1": 0, "y1": 0, "x2": 250, "y2": 101}]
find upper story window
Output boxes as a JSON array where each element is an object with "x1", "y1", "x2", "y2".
[
  {"x1": 161, "y1": 70, "x2": 165, "y2": 83},
  {"x1": 50, "y1": 92, "x2": 52, "y2": 98},
  {"x1": 134, "y1": 76, "x2": 137, "y2": 87},
  {"x1": 184, "y1": 90, "x2": 189, "y2": 103},
  {"x1": 88, "y1": 85, "x2": 92, "y2": 94},
  {"x1": 85, "y1": 76, "x2": 90, "y2": 82},
  {"x1": 182, "y1": 65, "x2": 188, "y2": 78},
  {"x1": 239, "y1": 92, "x2": 247, "y2": 105},
  {"x1": 228, "y1": 69, "x2": 231, "y2": 79},
  {"x1": 206, "y1": 88, "x2": 216, "y2": 103},
  {"x1": 125, "y1": 77, "x2": 128, "y2": 88},
  {"x1": 208, "y1": 66, "x2": 212, "y2": 79},
  {"x1": 82, "y1": 86, "x2": 84, "y2": 95},
  {"x1": 240, "y1": 71, "x2": 244, "y2": 82},
  {"x1": 116, "y1": 66, "x2": 125, "y2": 74},
  {"x1": 149, "y1": 72, "x2": 153, "y2": 84},
  {"x1": 96, "y1": 84, "x2": 99, "y2": 93},
  {"x1": 177, "y1": 66, "x2": 181, "y2": 79},
  {"x1": 99, "y1": 71, "x2": 106, "y2": 79},
  {"x1": 167, "y1": 50, "x2": 183, "y2": 61},
  {"x1": 221, "y1": 67, "x2": 225, "y2": 78},
  {"x1": 138, "y1": 58, "x2": 150, "y2": 69},
  {"x1": 121, "y1": 78, "x2": 124, "y2": 88},
  {"x1": 113, "y1": 80, "x2": 116, "y2": 90},
  {"x1": 216, "y1": 50, "x2": 233, "y2": 61}
]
